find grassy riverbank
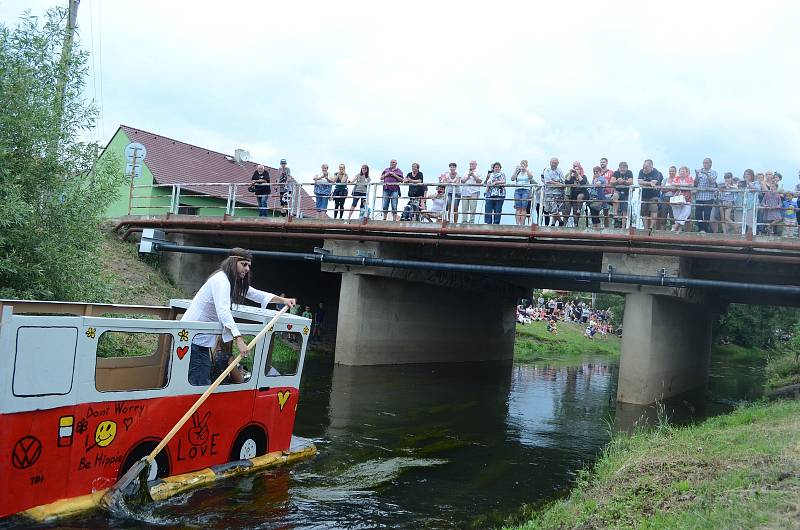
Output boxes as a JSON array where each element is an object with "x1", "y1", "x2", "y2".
[
  {"x1": 515, "y1": 321, "x2": 620, "y2": 361},
  {"x1": 765, "y1": 344, "x2": 800, "y2": 392},
  {"x1": 507, "y1": 399, "x2": 800, "y2": 529}
]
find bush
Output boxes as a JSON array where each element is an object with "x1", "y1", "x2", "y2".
[{"x1": 0, "y1": 6, "x2": 124, "y2": 301}]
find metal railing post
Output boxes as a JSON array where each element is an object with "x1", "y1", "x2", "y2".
[
  {"x1": 169, "y1": 185, "x2": 177, "y2": 215},
  {"x1": 371, "y1": 183, "x2": 378, "y2": 220},
  {"x1": 626, "y1": 186, "x2": 634, "y2": 229},
  {"x1": 230, "y1": 184, "x2": 237, "y2": 216},
  {"x1": 447, "y1": 186, "x2": 455, "y2": 223},
  {"x1": 741, "y1": 190, "x2": 748, "y2": 235},
  {"x1": 173, "y1": 185, "x2": 181, "y2": 214},
  {"x1": 536, "y1": 185, "x2": 545, "y2": 226},
  {"x1": 225, "y1": 184, "x2": 233, "y2": 216}
]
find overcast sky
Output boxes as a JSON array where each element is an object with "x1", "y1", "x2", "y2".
[{"x1": 3, "y1": 0, "x2": 799, "y2": 188}]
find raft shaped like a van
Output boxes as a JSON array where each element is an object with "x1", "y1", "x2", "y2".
[{"x1": 0, "y1": 299, "x2": 315, "y2": 520}]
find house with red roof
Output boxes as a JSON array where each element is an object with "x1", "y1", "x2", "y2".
[{"x1": 102, "y1": 125, "x2": 319, "y2": 218}]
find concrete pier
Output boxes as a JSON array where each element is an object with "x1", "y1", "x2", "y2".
[
  {"x1": 334, "y1": 272, "x2": 516, "y2": 365},
  {"x1": 617, "y1": 292, "x2": 713, "y2": 405}
]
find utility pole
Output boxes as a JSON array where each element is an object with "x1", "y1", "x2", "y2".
[{"x1": 52, "y1": 0, "x2": 80, "y2": 150}]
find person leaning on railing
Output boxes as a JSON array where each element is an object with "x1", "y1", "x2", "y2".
[
  {"x1": 347, "y1": 164, "x2": 370, "y2": 220},
  {"x1": 587, "y1": 166, "x2": 608, "y2": 230},
  {"x1": 484, "y1": 162, "x2": 506, "y2": 225},
  {"x1": 564, "y1": 161, "x2": 588, "y2": 228},
  {"x1": 380, "y1": 159, "x2": 404, "y2": 221},
  {"x1": 659, "y1": 166, "x2": 678, "y2": 230},
  {"x1": 668, "y1": 166, "x2": 694, "y2": 232},
  {"x1": 332, "y1": 164, "x2": 349, "y2": 220},
  {"x1": 313, "y1": 163, "x2": 334, "y2": 214},
  {"x1": 611, "y1": 161, "x2": 634, "y2": 228},
  {"x1": 405, "y1": 162, "x2": 426, "y2": 214},
  {"x1": 742, "y1": 169, "x2": 761, "y2": 234},
  {"x1": 250, "y1": 164, "x2": 271, "y2": 217},
  {"x1": 718, "y1": 172, "x2": 737, "y2": 234},
  {"x1": 638, "y1": 159, "x2": 663, "y2": 230}
]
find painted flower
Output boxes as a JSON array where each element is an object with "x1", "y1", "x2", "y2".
[
  {"x1": 303, "y1": 326, "x2": 310, "y2": 336},
  {"x1": 85, "y1": 327, "x2": 96, "y2": 339},
  {"x1": 178, "y1": 329, "x2": 189, "y2": 342}
]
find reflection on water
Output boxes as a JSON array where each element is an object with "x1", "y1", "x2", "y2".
[{"x1": 8, "y1": 350, "x2": 764, "y2": 530}]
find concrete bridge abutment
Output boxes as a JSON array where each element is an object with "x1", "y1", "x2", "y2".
[
  {"x1": 323, "y1": 240, "x2": 519, "y2": 366},
  {"x1": 616, "y1": 292, "x2": 713, "y2": 405},
  {"x1": 602, "y1": 253, "x2": 716, "y2": 405},
  {"x1": 334, "y1": 272, "x2": 516, "y2": 365}
]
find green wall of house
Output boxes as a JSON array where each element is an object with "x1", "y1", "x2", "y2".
[{"x1": 102, "y1": 128, "x2": 257, "y2": 219}]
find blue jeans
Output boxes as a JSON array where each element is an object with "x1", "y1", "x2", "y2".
[
  {"x1": 256, "y1": 195, "x2": 269, "y2": 216},
  {"x1": 188, "y1": 343, "x2": 212, "y2": 386},
  {"x1": 315, "y1": 194, "x2": 330, "y2": 211},
  {"x1": 485, "y1": 197, "x2": 503, "y2": 224},
  {"x1": 382, "y1": 189, "x2": 399, "y2": 215}
]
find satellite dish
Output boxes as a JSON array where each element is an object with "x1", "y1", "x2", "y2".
[{"x1": 234, "y1": 149, "x2": 250, "y2": 164}]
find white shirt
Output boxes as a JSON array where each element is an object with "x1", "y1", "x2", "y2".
[
  {"x1": 461, "y1": 170, "x2": 482, "y2": 196},
  {"x1": 181, "y1": 271, "x2": 275, "y2": 347}
]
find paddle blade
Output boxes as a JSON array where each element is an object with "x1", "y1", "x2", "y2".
[{"x1": 101, "y1": 457, "x2": 152, "y2": 509}]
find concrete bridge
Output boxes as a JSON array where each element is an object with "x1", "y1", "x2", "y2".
[{"x1": 117, "y1": 216, "x2": 800, "y2": 406}]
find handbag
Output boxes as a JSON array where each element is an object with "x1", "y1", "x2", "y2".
[{"x1": 248, "y1": 185, "x2": 256, "y2": 193}]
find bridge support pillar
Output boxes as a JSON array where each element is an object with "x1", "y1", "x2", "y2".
[
  {"x1": 334, "y1": 272, "x2": 516, "y2": 365},
  {"x1": 617, "y1": 292, "x2": 713, "y2": 405}
]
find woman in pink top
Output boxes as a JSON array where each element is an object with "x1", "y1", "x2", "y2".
[{"x1": 669, "y1": 166, "x2": 694, "y2": 232}]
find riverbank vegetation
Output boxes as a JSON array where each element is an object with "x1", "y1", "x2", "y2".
[
  {"x1": 1, "y1": 8, "x2": 124, "y2": 302},
  {"x1": 515, "y1": 321, "x2": 620, "y2": 361},
  {"x1": 765, "y1": 324, "x2": 800, "y2": 393},
  {"x1": 508, "y1": 399, "x2": 800, "y2": 530}
]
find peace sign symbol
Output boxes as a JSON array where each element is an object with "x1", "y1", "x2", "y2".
[{"x1": 12, "y1": 436, "x2": 42, "y2": 469}]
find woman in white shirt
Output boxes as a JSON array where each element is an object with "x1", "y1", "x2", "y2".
[{"x1": 182, "y1": 248, "x2": 296, "y2": 386}]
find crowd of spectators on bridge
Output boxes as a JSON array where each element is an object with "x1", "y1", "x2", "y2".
[
  {"x1": 516, "y1": 297, "x2": 615, "y2": 338},
  {"x1": 252, "y1": 157, "x2": 799, "y2": 236}
]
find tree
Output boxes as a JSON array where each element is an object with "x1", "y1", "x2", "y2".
[
  {"x1": 715, "y1": 304, "x2": 800, "y2": 349},
  {"x1": 0, "y1": 6, "x2": 123, "y2": 301}
]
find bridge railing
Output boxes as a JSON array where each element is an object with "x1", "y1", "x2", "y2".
[{"x1": 128, "y1": 181, "x2": 796, "y2": 238}]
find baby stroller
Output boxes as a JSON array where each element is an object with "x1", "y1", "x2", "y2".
[{"x1": 400, "y1": 198, "x2": 423, "y2": 221}]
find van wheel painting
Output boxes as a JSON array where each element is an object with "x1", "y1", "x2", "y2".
[
  {"x1": 120, "y1": 441, "x2": 170, "y2": 483},
  {"x1": 230, "y1": 427, "x2": 267, "y2": 462}
]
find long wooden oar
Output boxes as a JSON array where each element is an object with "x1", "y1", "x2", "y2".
[{"x1": 103, "y1": 305, "x2": 289, "y2": 506}]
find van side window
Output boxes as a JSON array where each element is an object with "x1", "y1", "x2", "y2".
[
  {"x1": 95, "y1": 331, "x2": 172, "y2": 392},
  {"x1": 265, "y1": 332, "x2": 301, "y2": 376},
  {"x1": 14, "y1": 327, "x2": 78, "y2": 396}
]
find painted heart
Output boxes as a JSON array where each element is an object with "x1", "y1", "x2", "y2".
[
  {"x1": 123, "y1": 417, "x2": 133, "y2": 431},
  {"x1": 177, "y1": 346, "x2": 189, "y2": 360},
  {"x1": 277, "y1": 390, "x2": 291, "y2": 411},
  {"x1": 286, "y1": 324, "x2": 293, "y2": 331}
]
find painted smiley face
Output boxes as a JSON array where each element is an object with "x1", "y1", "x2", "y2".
[{"x1": 95, "y1": 420, "x2": 117, "y2": 447}]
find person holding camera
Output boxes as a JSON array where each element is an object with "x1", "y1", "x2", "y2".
[
  {"x1": 460, "y1": 160, "x2": 483, "y2": 223},
  {"x1": 511, "y1": 160, "x2": 534, "y2": 226},
  {"x1": 564, "y1": 161, "x2": 588, "y2": 228}
]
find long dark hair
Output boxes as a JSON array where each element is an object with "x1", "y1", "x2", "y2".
[{"x1": 214, "y1": 247, "x2": 252, "y2": 306}]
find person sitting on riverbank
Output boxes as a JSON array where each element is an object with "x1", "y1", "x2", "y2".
[{"x1": 547, "y1": 319, "x2": 559, "y2": 334}]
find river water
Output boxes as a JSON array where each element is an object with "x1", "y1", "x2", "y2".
[{"x1": 12, "y1": 350, "x2": 764, "y2": 529}]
